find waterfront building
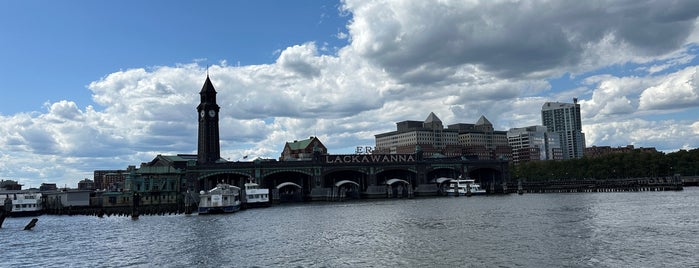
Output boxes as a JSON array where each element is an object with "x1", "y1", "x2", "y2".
[
  {"x1": 93, "y1": 169, "x2": 129, "y2": 191},
  {"x1": 507, "y1": 125, "x2": 562, "y2": 164},
  {"x1": 96, "y1": 77, "x2": 511, "y2": 206},
  {"x1": 122, "y1": 154, "x2": 192, "y2": 206},
  {"x1": 448, "y1": 115, "x2": 511, "y2": 160},
  {"x1": 0, "y1": 179, "x2": 22, "y2": 191},
  {"x1": 77, "y1": 179, "x2": 95, "y2": 191},
  {"x1": 44, "y1": 189, "x2": 92, "y2": 209},
  {"x1": 39, "y1": 183, "x2": 58, "y2": 191},
  {"x1": 374, "y1": 113, "x2": 510, "y2": 160},
  {"x1": 280, "y1": 136, "x2": 328, "y2": 161},
  {"x1": 375, "y1": 112, "x2": 461, "y2": 157},
  {"x1": 541, "y1": 98, "x2": 585, "y2": 159}
]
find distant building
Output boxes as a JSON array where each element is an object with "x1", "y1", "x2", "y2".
[
  {"x1": 280, "y1": 136, "x2": 327, "y2": 161},
  {"x1": 94, "y1": 168, "x2": 133, "y2": 191},
  {"x1": 541, "y1": 98, "x2": 585, "y2": 159},
  {"x1": 39, "y1": 183, "x2": 58, "y2": 191},
  {"x1": 44, "y1": 190, "x2": 92, "y2": 209},
  {"x1": 507, "y1": 125, "x2": 562, "y2": 164},
  {"x1": 375, "y1": 113, "x2": 511, "y2": 160},
  {"x1": 122, "y1": 154, "x2": 195, "y2": 206},
  {"x1": 375, "y1": 112, "x2": 461, "y2": 157},
  {"x1": 0, "y1": 180, "x2": 22, "y2": 191},
  {"x1": 585, "y1": 145, "x2": 658, "y2": 158},
  {"x1": 448, "y1": 116, "x2": 511, "y2": 160},
  {"x1": 77, "y1": 179, "x2": 95, "y2": 191}
]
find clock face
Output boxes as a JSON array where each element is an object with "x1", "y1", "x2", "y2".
[
  {"x1": 200, "y1": 110, "x2": 205, "y2": 118},
  {"x1": 208, "y1": 110, "x2": 216, "y2": 117}
]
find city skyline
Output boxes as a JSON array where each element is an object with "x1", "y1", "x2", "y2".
[{"x1": 1, "y1": 0, "x2": 699, "y2": 188}]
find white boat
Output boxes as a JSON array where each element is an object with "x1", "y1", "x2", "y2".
[
  {"x1": 198, "y1": 184, "x2": 241, "y2": 214},
  {"x1": 440, "y1": 177, "x2": 487, "y2": 196},
  {"x1": 242, "y1": 180, "x2": 269, "y2": 208},
  {"x1": 2, "y1": 191, "x2": 44, "y2": 217}
]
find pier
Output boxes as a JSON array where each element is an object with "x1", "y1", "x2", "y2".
[{"x1": 506, "y1": 176, "x2": 684, "y2": 194}]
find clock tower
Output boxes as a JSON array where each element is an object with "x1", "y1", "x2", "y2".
[{"x1": 197, "y1": 75, "x2": 221, "y2": 165}]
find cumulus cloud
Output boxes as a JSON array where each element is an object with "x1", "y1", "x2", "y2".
[
  {"x1": 2, "y1": 0, "x2": 699, "y2": 188},
  {"x1": 585, "y1": 118, "x2": 699, "y2": 151},
  {"x1": 639, "y1": 66, "x2": 699, "y2": 110},
  {"x1": 344, "y1": 0, "x2": 699, "y2": 83}
]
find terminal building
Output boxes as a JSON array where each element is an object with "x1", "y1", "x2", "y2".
[{"x1": 102, "y1": 76, "x2": 510, "y2": 205}]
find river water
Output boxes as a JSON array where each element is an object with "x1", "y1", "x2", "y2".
[{"x1": 2, "y1": 188, "x2": 698, "y2": 267}]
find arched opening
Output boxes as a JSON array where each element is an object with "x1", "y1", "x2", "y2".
[
  {"x1": 335, "y1": 180, "x2": 360, "y2": 200},
  {"x1": 276, "y1": 182, "x2": 303, "y2": 202},
  {"x1": 469, "y1": 168, "x2": 505, "y2": 193},
  {"x1": 262, "y1": 171, "x2": 312, "y2": 203},
  {"x1": 323, "y1": 170, "x2": 366, "y2": 201},
  {"x1": 385, "y1": 178, "x2": 413, "y2": 198},
  {"x1": 427, "y1": 167, "x2": 460, "y2": 183},
  {"x1": 198, "y1": 172, "x2": 246, "y2": 192}
]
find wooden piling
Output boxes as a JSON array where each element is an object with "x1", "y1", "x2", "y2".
[
  {"x1": 0, "y1": 211, "x2": 6, "y2": 229},
  {"x1": 24, "y1": 218, "x2": 38, "y2": 230}
]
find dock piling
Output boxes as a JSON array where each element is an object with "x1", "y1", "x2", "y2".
[{"x1": 24, "y1": 218, "x2": 38, "y2": 230}]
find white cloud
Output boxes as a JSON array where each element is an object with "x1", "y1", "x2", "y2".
[
  {"x1": 639, "y1": 66, "x2": 699, "y2": 110},
  {"x1": 585, "y1": 118, "x2": 699, "y2": 151},
  {"x1": 344, "y1": 0, "x2": 699, "y2": 82},
  {"x1": 2, "y1": 0, "x2": 699, "y2": 188}
]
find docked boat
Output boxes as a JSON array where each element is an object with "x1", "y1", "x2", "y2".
[
  {"x1": 198, "y1": 183, "x2": 241, "y2": 214},
  {"x1": 242, "y1": 180, "x2": 269, "y2": 208},
  {"x1": 2, "y1": 191, "x2": 44, "y2": 217},
  {"x1": 439, "y1": 177, "x2": 487, "y2": 196}
]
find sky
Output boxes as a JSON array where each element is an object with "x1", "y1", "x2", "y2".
[{"x1": 1, "y1": 0, "x2": 698, "y2": 188}]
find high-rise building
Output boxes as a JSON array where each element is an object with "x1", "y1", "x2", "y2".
[
  {"x1": 541, "y1": 98, "x2": 585, "y2": 159},
  {"x1": 507, "y1": 125, "x2": 562, "y2": 164}
]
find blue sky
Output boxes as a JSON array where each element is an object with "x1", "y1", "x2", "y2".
[
  {"x1": 1, "y1": 1, "x2": 348, "y2": 113},
  {"x1": 1, "y1": 0, "x2": 698, "y2": 188}
]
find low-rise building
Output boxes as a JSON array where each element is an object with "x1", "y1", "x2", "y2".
[
  {"x1": 0, "y1": 179, "x2": 22, "y2": 191},
  {"x1": 280, "y1": 136, "x2": 327, "y2": 161},
  {"x1": 44, "y1": 190, "x2": 92, "y2": 209},
  {"x1": 507, "y1": 125, "x2": 562, "y2": 164},
  {"x1": 78, "y1": 179, "x2": 95, "y2": 191}
]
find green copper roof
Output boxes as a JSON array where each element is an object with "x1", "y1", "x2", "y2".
[{"x1": 286, "y1": 137, "x2": 315, "y2": 150}]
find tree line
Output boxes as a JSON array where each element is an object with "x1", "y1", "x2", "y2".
[{"x1": 510, "y1": 148, "x2": 699, "y2": 182}]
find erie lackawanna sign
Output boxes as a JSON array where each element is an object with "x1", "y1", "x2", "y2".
[{"x1": 325, "y1": 154, "x2": 416, "y2": 164}]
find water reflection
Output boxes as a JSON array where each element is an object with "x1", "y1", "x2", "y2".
[{"x1": 2, "y1": 189, "x2": 698, "y2": 267}]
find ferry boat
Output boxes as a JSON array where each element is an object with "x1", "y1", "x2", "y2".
[
  {"x1": 198, "y1": 184, "x2": 241, "y2": 214},
  {"x1": 242, "y1": 180, "x2": 269, "y2": 208},
  {"x1": 440, "y1": 177, "x2": 487, "y2": 196},
  {"x1": 2, "y1": 191, "x2": 44, "y2": 217}
]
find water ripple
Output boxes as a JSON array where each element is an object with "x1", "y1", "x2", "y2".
[{"x1": 2, "y1": 189, "x2": 699, "y2": 267}]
